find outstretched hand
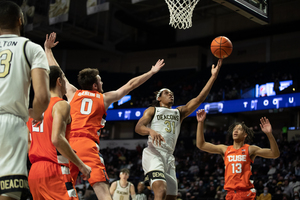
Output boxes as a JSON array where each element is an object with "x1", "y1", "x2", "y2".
[
  {"x1": 151, "y1": 59, "x2": 165, "y2": 74},
  {"x1": 196, "y1": 109, "x2": 206, "y2": 122},
  {"x1": 44, "y1": 32, "x2": 59, "y2": 49},
  {"x1": 149, "y1": 130, "x2": 165, "y2": 147},
  {"x1": 260, "y1": 117, "x2": 272, "y2": 135},
  {"x1": 211, "y1": 59, "x2": 222, "y2": 77}
]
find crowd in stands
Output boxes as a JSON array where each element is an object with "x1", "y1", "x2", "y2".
[
  {"x1": 65, "y1": 58, "x2": 299, "y2": 109},
  {"x1": 23, "y1": 59, "x2": 300, "y2": 200},
  {"x1": 71, "y1": 126, "x2": 300, "y2": 200}
]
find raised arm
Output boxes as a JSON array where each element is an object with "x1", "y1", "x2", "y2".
[
  {"x1": 51, "y1": 101, "x2": 91, "y2": 179},
  {"x1": 135, "y1": 107, "x2": 165, "y2": 146},
  {"x1": 44, "y1": 32, "x2": 77, "y2": 102},
  {"x1": 44, "y1": 33, "x2": 59, "y2": 67},
  {"x1": 178, "y1": 59, "x2": 222, "y2": 121},
  {"x1": 196, "y1": 109, "x2": 227, "y2": 156},
  {"x1": 103, "y1": 59, "x2": 165, "y2": 110},
  {"x1": 249, "y1": 117, "x2": 280, "y2": 160}
]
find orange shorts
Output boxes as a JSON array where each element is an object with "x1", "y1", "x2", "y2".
[
  {"x1": 69, "y1": 137, "x2": 109, "y2": 186},
  {"x1": 226, "y1": 189, "x2": 256, "y2": 200},
  {"x1": 28, "y1": 161, "x2": 78, "y2": 200}
]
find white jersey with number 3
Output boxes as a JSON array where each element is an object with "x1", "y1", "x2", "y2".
[
  {"x1": 147, "y1": 107, "x2": 181, "y2": 153},
  {"x1": 0, "y1": 34, "x2": 49, "y2": 121}
]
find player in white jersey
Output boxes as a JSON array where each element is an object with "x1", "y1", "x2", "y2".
[
  {"x1": 0, "y1": 1, "x2": 50, "y2": 200},
  {"x1": 135, "y1": 59, "x2": 223, "y2": 200},
  {"x1": 110, "y1": 168, "x2": 136, "y2": 200}
]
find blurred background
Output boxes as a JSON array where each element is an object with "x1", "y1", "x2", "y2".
[{"x1": 17, "y1": 0, "x2": 300, "y2": 199}]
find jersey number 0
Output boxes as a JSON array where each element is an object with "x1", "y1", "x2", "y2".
[{"x1": 80, "y1": 98, "x2": 93, "y2": 115}]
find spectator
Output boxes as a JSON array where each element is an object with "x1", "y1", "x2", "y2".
[
  {"x1": 272, "y1": 186, "x2": 283, "y2": 200},
  {"x1": 267, "y1": 179, "x2": 278, "y2": 195},
  {"x1": 267, "y1": 165, "x2": 277, "y2": 176},
  {"x1": 215, "y1": 190, "x2": 225, "y2": 200},
  {"x1": 256, "y1": 187, "x2": 272, "y2": 200},
  {"x1": 265, "y1": 176, "x2": 274, "y2": 187},
  {"x1": 197, "y1": 180, "x2": 206, "y2": 197},
  {"x1": 282, "y1": 178, "x2": 293, "y2": 198},
  {"x1": 215, "y1": 179, "x2": 226, "y2": 200},
  {"x1": 205, "y1": 185, "x2": 216, "y2": 199},
  {"x1": 188, "y1": 161, "x2": 200, "y2": 176},
  {"x1": 136, "y1": 182, "x2": 147, "y2": 200},
  {"x1": 292, "y1": 178, "x2": 300, "y2": 194},
  {"x1": 282, "y1": 194, "x2": 289, "y2": 200},
  {"x1": 189, "y1": 184, "x2": 201, "y2": 200},
  {"x1": 277, "y1": 159, "x2": 286, "y2": 173},
  {"x1": 256, "y1": 180, "x2": 265, "y2": 195},
  {"x1": 294, "y1": 191, "x2": 300, "y2": 200},
  {"x1": 289, "y1": 176, "x2": 300, "y2": 192},
  {"x1": 295, "y1": 164, "x2": 300, "y2": 178}
]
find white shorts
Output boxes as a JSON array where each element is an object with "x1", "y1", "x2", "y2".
[
  {"x1": 142, "y1": 147, "x2": 177, "y2": 196},
  {"x1": 0, "y1": 114, "x2": 29, "y2": 198}
]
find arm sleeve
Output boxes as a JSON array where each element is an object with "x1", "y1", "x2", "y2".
[{"x1": 25, "y1": 41, "x2": 50, "y2": 73}]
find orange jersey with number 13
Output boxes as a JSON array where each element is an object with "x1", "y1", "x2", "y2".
[
  {"x1": 70, "y1": 90, "x2": 107, "y2": 143},
  {"x1": 224, "y1": 144, "x2": 254, "y2": 191}
]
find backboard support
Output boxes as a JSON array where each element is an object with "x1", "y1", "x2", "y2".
[{"x1": 213, "y1": 0, "x2": 269, "y2": 25}]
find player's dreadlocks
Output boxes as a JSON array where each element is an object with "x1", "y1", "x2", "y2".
[
  {"x1": 227, "y1": 122, "x2": 255, "y2": 143},
  {"x1": 151, "y1": 90, "x2": 161, "y2": 107}
]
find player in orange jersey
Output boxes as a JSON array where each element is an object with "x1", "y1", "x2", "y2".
[
  {"x1": 195, "y1": 109, "x2": 280, "y2": 200},
  {"x1": 27, "y1": 65, "x2": 91, "y2": 200},
  {"x1": 44, "y1": 32, "x2": 165, "y2": 200}
]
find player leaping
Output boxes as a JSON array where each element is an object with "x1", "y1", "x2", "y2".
[
  {"x1": 44, "y1": 32, "x2": 165, "y2": 200},
  {"x1": 135, "y1": 59, "x2": 222, "y2": 200}
]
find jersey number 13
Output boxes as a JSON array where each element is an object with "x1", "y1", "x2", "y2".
[{"x1": 231, "y1": 163, "x2": 242, "y2": 174}]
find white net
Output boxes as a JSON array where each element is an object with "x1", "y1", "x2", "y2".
[{"x1": 165, "y1": 0, "x2": 200, "y2": 29}]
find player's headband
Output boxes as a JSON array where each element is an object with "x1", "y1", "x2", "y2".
[{"x1": 156, "y1": 88, "x2": 171, "y2": 100}]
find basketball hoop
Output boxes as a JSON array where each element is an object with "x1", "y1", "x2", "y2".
[{"x1": 165, "y1": 0, "x2": 199, "y2": 29}]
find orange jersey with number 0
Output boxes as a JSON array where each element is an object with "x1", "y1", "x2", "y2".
[
  {"x1": 69, "y1": 90, "x2": 106, "y2": 143},
  {"x1": 28, "y1": 97, "x2": 71, "y2": 167},
  {"x1": 224, "y1": 144, "x2": 254, "y2": 191}
]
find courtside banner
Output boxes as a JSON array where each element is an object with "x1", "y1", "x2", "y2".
[
  {"x1": 20, "y1": 1, "x2": 35, "y2": 31},
  {"x1": 49, "y1": 0, "x2": 70, "y2": 25},
  {"x1": 86, "y1": 0, "x2": 109, "y2": 15},
  {"x1": 106, "y1": 93, "x2": 300, "y2": 121},
  {"x1": 132, "y1": 0, "x2": 146, "y2": 4}
]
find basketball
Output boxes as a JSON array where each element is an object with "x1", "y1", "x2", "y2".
[{"x1": 210, "y1": 36, "x2": 233, "y2": 59}]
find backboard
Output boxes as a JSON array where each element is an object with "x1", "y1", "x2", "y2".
[{"x1": 213, "y1": 0, "x2": 269, "y2": 25}]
